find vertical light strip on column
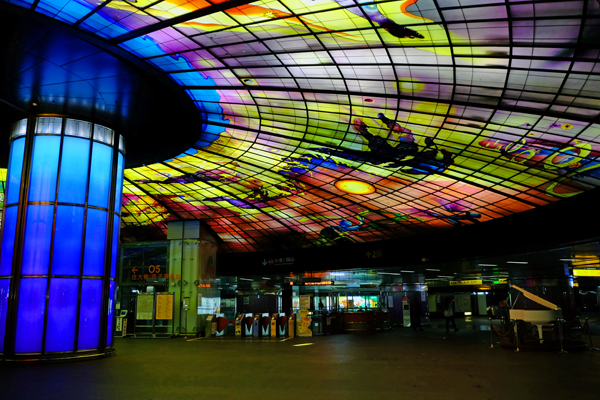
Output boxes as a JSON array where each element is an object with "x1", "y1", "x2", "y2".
[{"x1": 0, "y1": 116, "x2": 125, "y2": 360}]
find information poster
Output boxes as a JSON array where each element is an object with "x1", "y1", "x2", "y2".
[
  {"x1": 136, "y1": 293, "x2": 154, "y2": 320},
  {"x1": 156, "y1": 293, "x2": 174, "y2": 320},
  {"x1": 300, "y1": 295, "x2": 310, "y2": 309},
  {"x1": 455, "y1": 293, "x2": 471, "y2": 313},
  {"x1": 296, "y1": 309, "x2": 312, "y2": 337}
]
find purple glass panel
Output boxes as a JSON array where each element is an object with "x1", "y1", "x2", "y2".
[
  {"x1": 0, "y1": 206, "x2": 18, "y2": 276},
  {"x1": 0, "y1": 279, "x2": 10, "y2": 353},
  {"x1": 110, "y1": 215, "x2": 119, "y2": 278},
  {"x1": 106, "y1": 281, "x2": 115, "y2": 347},
  {"x1": 15, "y1": 278, "x2": 47, "y2": 353},
  {"x1": 45, "y1": 278, "x2": 78, "y2": 352},
  {"x1": 77, "y1": 279, "x2": 101, "y2": 350}
]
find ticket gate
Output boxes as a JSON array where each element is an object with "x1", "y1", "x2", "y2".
[
  {"x1": 260, "y1": 314, "x2": 270, "y2": 336},
  {"x1": 215, "y1": 314, "x2": 230, "y2": 336},
  {"x1": 269, "y1": 313, "x2": 288, "y2": 337},
  {"x1": 270, "y1": 313, "x2": 278, "y2": 338},
  {"x1": 252, "y1": 314, "x2": 261, "y2": 338},
  {"x1": 243, "y1": 314, "x2": 254, "y2": 336},
  {"x1": 234, "y1": 314, "x2": 244, "y2": 337},
  {"x1": 278, "y1": 314, "x2": 288, "y2": 336},
  {"x1": 287, "y1": 314, "x2": 295, "y2": 338}
]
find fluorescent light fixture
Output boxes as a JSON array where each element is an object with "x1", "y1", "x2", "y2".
[
  {"x1": 506, "y1": 261, "x2": 528, "y2": 264},
  {"x1": 426, "y1": 269, "x2": 441, "y2": 271},
  {"x1": 464, "y1": 312, "x2": 472, "y2": 316},
  {"x1": 400, "y1": 270, "x2": 414, "y2": 273},
  {"x1": 377, "y1": 272, "x2": 401, "y2": 275},
  {"x1": 560, "y1": 257, "x2": 597, "y2": 261},
  {"x1": 262, "y1": 277, "x2": 271, "y2": 280},
  {"x1": 438, "y1": 275, "x2": 455, "y2": 278},
  {"x1": 238, "y1": 278, "x2": 253, "y2": 281},
  {"x1": 478, "y1": 264, "x2": 497, "y2": 267}
]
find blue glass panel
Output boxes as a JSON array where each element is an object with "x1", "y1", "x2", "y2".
[
  {"x1": 110, "y1": 215, "x2": 120, "y2": 278},
  {"x1": 28, "y1": 136, "x2": 61, "y2": 202},
  {"x1": 8, "y1": 0, "x2": 35, "y2": 7},
  {"x1": 114, "y1": 152, "x2": 124, "y2": 212},
  {"x1": 57, "y1": 137, "x2": 90, "y2": 205},
  {"x1": 0, "y1": 279, "x2": 10, "y2": 353},
  {"x1": 46, "y1": 278, "x2": 78, "y2": 352},
  {"x1": 15, "y1": 278, "x2": 47, "y2": 353},
  {"x1": 83, "y1": 208, "x2": 107, "y2": 276},
  {"x1": 88, "y1": 142, "x2": 112, "y2": 208},
  {"x1": 78, "y1": 279, "x2": 101, "y2": 350},
  {"x1": 106, "y1": 281, "x2": 115, "y2": 347},
  {"x1": 22, "y1": 205, "x2": 54, "y2": 275},
  {"x1": 36, "y1": 0, "x2": 89, "y2": 21},
  {"x1": 0, "y1": 207, "x2": 18, "y2": 276},
  {"x1": 6, "y1": 137, "x2": 25, "y2": 205},
  {"x1": 52, "y1": 206, "x2": 85, "y2": 275}
]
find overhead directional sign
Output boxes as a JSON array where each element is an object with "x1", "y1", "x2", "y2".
[{"x1": 450, "y1": 280, "x2": 483, "y2": 286}]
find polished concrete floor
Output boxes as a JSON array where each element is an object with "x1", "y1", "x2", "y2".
[{"x1": 3, "y1": 317, "x2": 600, "y2": 400}]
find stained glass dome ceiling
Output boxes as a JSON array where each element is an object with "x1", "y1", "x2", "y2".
[{"x1": 3, "y1": 0, "x2": 600, "y2": 252}]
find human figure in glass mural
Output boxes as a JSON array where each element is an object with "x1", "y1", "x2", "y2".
[
  {"x1": 315, "y1": 212, "x2": 366, "y2": 245},
  {"x1": 334, "y1": 0, "x2": 425, "y2": 38},
  {"x1": 310, "y1": 113, "x2": 455, "y2": 175}
]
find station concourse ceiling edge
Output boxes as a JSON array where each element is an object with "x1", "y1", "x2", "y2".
[{"x1": 1, "y1": 0, "x2": 600, "y2": 254}]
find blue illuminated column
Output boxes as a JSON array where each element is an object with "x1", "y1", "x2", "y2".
[{"x1": 0, "y1": 117, "x2": 124, "y2": 361}]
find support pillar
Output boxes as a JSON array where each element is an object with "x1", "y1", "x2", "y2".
[
  {"x1": 167, "y1": 221, "x2": 218, "y2": 336},
  {"x1": 0, "y1": 116, "x2": 125, "y2": 361}
]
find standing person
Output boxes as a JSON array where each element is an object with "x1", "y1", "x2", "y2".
[
  {"x1": 411, "y1": 298, "x2": 424, "y2": 331},
  {"x1": 444, "y1": 298, "x2": 459, "y2": 333},
  {"x1": 318, "y1": 299, "x2": 325, "y2": 311}
]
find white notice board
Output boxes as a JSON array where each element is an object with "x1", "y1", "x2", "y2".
[{"x1": 136, "y1": 293, "x2": 154, "y2": 320}]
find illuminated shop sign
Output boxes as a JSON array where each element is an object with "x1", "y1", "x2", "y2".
[
  {"x1": 304, "y1": 281, "x2": 334, "y2": 286},
  {"x1": 573, "y1": 269, "x2": 600, "y2": 277}
]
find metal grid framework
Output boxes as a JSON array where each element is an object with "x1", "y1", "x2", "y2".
[{"x1": 6, "y1": 0, "x2": 600, "y2": 252}]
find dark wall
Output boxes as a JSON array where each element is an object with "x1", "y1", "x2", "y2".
[
  {"x1": 236, "y1": 294, "x2": 278, "y2": 315},
  {"x1": 220, "y1": 187, "x2": 600, "y2": 275}
]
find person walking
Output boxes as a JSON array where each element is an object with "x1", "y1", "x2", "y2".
[{"x1": 444, "y1": 298, "x2": 459, "y2": 333}]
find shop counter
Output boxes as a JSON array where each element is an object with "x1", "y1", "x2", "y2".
[{"x1": 340, "y1": 311, "x2": 390, "y2": 331}]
